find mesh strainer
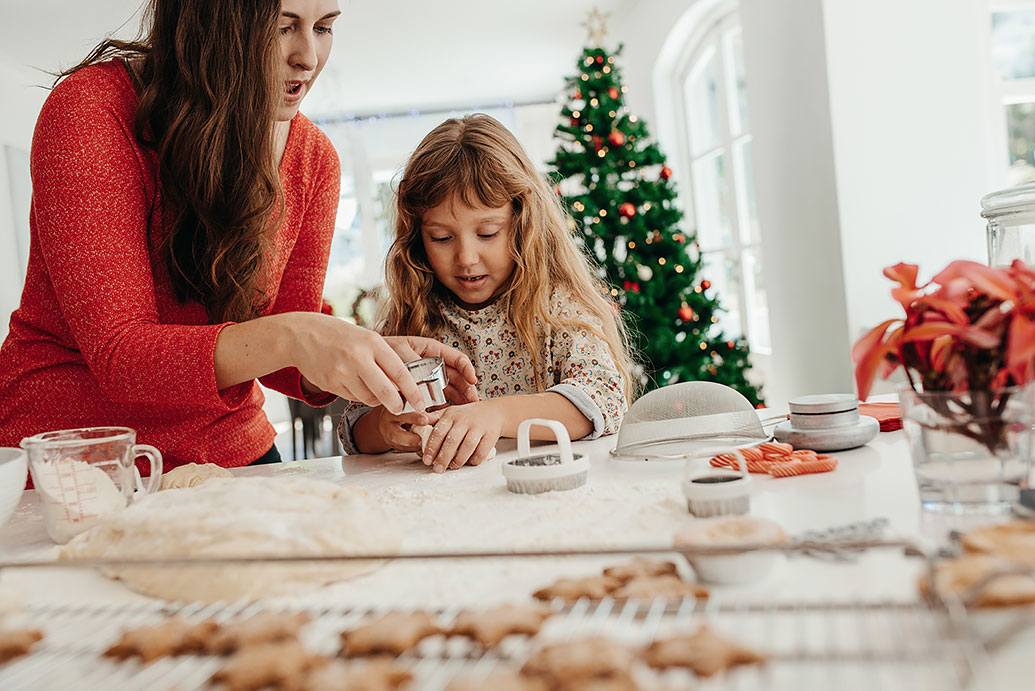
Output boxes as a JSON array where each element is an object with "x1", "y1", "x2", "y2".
[{"x1": 610, "y1": 381, "x2": 773, "y2": 462}]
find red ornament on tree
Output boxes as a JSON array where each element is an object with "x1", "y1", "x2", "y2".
[
  {"x1": 701, "y1": 279, "x2": 712, "y2": 290},
  {"x1": 678, "y1": 305, "x2": 695, "y2": 322},
  {"x1": 674, "y1": 233, "x2": 686, "y2": 243},
  {"x1": 623, "y1": 280, "x2": 641, "y2": 294},
  {"x1": 595, "y1": 55, "x2": 604, "y2": 64},
  {"x1": 574, "y1": 89, "x2": 582, "y2": 100},
  {"x1": 570, "y1": 117, "x2": 580, "y2": 127},
  {"x1": 592, "y1": 136, "x2": 603, "y2": 151},
  {"x1": 608, "y1": 87, "x2": 620, "y2": 100},
  {"x1": 608, "y1": 130, "x2": 626, "y2": 147},
  {"x1": 660, "y1": 166, "x2": 673, "y2": 180},
  {"x1": 726, "y1": 340, "x2": 736, "y2": 348},
  {"x1": 619, "y1": 202, "x2": 637, "y2": 218}
]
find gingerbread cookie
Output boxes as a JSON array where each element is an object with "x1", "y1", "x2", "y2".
[
  {"x1": 602, "y1": 558, "x2": 679, "y2": 583},
  {"x1": 449, "y1": 604, "x2": 553, "y2": 648},
  {"x1": 610, "y1": 575, "x2": 709, "y2": 601},
  {"x1": 961, "y1": 521, "x2": 1035, "y2": 567},
  {"x1": 0, "y1": 628, "x2": 43, "y2": 663},
  {"x1": 919, "y1": 553, "x2": 1035, "y2": 607},
  {"x1": 532, "y1": 575, "x2": 621, "y2": 602},
  {"x1": 446, "y1": 670, "x2": 549, "y2": 691},
  {"x1": 207, "y1": 612, "x2": 311, "y2": 654},
  {"x1": 104, "y1": 619, "x2": 216, "y2": 661},
  {"x1": 341, "y1": 612, "x2": 441, "y2": 656},
  {"x1": 306, "y1": 658, "x2": 413, "y2": 691},
  {"x1": 521, "y1": 636, "x2": 636, "y2": 685},
  {"x1": 212, "y1": 639, "x2": 327, "y2": 691},
  {"x1": 644, "y1": 625, "x2": 766, "y2": 677}
]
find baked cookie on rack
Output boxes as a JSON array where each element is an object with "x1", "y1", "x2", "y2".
[
  {"x1": 532, "y1": 575, "x2": 622, "y2": 602},
  {"x1": 306, "y1": 658, "x2": 413, "y2": 691},
  {"x1": 919, "y1": 553, "x2": 1035, "y2": 608},
  {"x1": 449, "y1": 604, "x2": 554, "y2": 648},
  {"x1": 644, "y1": 625, "x2": 766, "y2": 677},
  {"x1": 960, "y1": 521, "x2": 1035, "y2": 566},
  {"x1": 206, "y1": 612, "x2": 311, "y2": 654},
  {"x1": 602, "y1": 558, "x2": 679, "y2": 582},
  {"x1": 0, "y1": 628, "x2": 43, "y2": 663},
  {"x1": 341, "y1": 612, "x2": 441, "y2": 656},
  {"x1": 610, "y1": 574, "x2": 709, "y2": 601},
  {"x1": 212, "y1": 639, "x2": 327, "y2": 691},
  {"x1": 521, "y1": 636, "x2": 637, "y2": 687},
  {"x1": 105, "y1": 619, "x2": 218, "y2": 661}
]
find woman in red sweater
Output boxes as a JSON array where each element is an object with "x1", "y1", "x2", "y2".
[{"x1": 0, "y1": 0, "x2": 477, "y2": 468}]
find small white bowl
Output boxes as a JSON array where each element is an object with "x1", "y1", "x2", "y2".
[
  {"x1": 0, "y1": 448, "x2": 28, "y2": 529},
  {"x1": 674, "y1": 516, "x2": 787, "y2": 585}
]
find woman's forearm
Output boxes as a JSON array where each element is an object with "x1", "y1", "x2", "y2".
[
  {"x1": 496, "y1": 392, "x2": 593, "y2": 441},
  {"x1": 213, "y1": 313, "x2": 296, "y2": 390}
]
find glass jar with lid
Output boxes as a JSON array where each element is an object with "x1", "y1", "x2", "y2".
[{"x1": 981, "y1": 181, "x2": 1035, "y2": 267}]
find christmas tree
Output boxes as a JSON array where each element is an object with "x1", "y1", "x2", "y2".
[{"x1": 550, "y1": 12, "x2": 762, "y2": 404}]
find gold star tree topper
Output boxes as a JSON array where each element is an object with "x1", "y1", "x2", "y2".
[{"x1": 581, "y1": 7, "x2": 612, "y2": 48}]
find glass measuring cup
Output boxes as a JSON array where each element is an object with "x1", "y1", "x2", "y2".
[{"x1": 21, "y1": 427, "x2": 163, "y2": 544}]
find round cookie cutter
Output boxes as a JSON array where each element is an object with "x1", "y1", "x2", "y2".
[
  {"x1": 400, "y1": 357, "x2": 447, "y2": 413},
  {"x1": 502, "y1": 419, "x2": 590, "y2": 494},
  {"x1": 682, "y1": 448, "x2": 752, "y2": 518}
]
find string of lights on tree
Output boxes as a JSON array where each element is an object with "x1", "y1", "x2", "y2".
[{"x1": 550, "y1": 13, "x2": 761, "y2": 404}]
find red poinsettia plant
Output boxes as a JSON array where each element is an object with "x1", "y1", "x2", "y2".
[
  {"x1": 853, "y1": 259, "x2": 1035, "y2": 399},
  {"x1": 853, "y1": 260, "x2": 1035, "y2": 453}
]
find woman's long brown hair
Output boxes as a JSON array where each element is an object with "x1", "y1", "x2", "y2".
[
  {"x1": 382, "y1": 114, "x2": 637, "y2": 402},
  {"x1": 57, "y1": 0, "x2": 283, "y2": 322}
]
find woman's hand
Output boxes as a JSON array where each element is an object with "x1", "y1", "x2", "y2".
[
  {"x1": 421, "y1": 400, "x2": 504, "y2": 473},
  {"x1": 288, "y1": 314, "x2": 475, "y2": 414},
  {"x1": 383, "y1": 335, "x2": 480, "y2": 405}
]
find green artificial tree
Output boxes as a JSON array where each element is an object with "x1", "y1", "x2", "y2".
[{"x1": 550, "y1": 22, "x2": 762, "y2": 405}]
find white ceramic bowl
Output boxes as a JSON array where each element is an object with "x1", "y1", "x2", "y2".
[
  {"x1": 685, "y1": 550, "x2": 784, "y2": 585},
  {"x1": 0, "y1": 448, "x2": 28, "y2": 529},
  {"x1": 674, "y1": 516, "x2": 788, "y2": 585}
]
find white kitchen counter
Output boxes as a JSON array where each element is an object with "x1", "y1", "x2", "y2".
[{"x1": 0, "y1": 428, "x2": 1032, "y2": 689}]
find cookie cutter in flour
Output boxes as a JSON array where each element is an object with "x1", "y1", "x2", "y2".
[
  {"x1": 401, "y1": 357, "x2": 447, "y2": 413},
  {"x1": 502, "y1": 419, "x2": 590, "y2": 494}
]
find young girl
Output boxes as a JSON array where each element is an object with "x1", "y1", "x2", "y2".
[{"x1": 339, "y1": 114, "x2": 635, "y2": 472}]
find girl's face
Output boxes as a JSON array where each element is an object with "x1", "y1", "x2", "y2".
[
  {"x1": 276, "y1": 0, "x2": 340, "y2": 122},
  {"x1": 421, "y1": 197, "x2": 516, "y2": 310}
]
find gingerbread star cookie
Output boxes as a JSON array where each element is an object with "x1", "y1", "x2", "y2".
[
  {"x1": 602, "y1": 558, "x2": 679, "y2": 583},
  {"x1": 532, "y1": 575, "x2": 622, "y2": 602},
  {"x1": 0, "y1": 628, "x2": 43, "y2": 663},
  {"x1": 105, "y1": 619, "x2": 218, "y2": 661},
  {"x1": 521, "y1": 636, "x2": 637, "y2": 685},
  {"x1": 610, "y1": 574, "x2": 709, "y2": 601},
  {"x1": 212, "y1": 640, "x2": 327, "y2": 691},
  {"x1": 306, "y1": 658, "x2": 413, "y2": 691},
  {"x1": 449, "y1": 604, "x2": 554, "y2": 648},
  {"x1": 206, "y1": 612, "x2": 311, "y2": 655},
  {"x1": 643, "y1": 625, "x2": 766, "y2": 677},
  {"x1": 341, "y1": 612, "x2": 441, "y2": 656}
]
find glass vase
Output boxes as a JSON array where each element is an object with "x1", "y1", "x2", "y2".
[{"x1": 899, "y1": 384, "x2": 1035, "y2": 515}]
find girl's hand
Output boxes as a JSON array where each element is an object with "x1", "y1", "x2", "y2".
[
  {"x1": 421, "y1": 400, "x2": 503, "y2": 473},
  {"x1": 373, "y1": 407, "x2": 429, "y2": 452}
]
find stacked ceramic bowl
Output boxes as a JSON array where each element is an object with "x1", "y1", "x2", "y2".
[{"x1": 773, "y1": 393, "x2": 878, "y2": 452}]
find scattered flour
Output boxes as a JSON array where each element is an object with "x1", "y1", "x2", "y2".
[{"x1": 32, "y1": 458, "x2": 125, "y2": 544}]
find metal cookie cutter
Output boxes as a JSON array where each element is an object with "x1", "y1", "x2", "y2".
[
  {"x1": 502, "y1": 419, "x2": 590, "y2": 494},
  {"x1": 401, "y1": 357, "x2": 447, "y2": 413}
]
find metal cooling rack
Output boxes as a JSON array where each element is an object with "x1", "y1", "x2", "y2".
[{"x1": 0, "y1": 595, "x2": 989, "y2": 691}]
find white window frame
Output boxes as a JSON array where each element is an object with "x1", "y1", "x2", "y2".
[
  {"x1": 662, "y1": 3, "x2": 771, "y2": 361},
  {"x1": 985, "y1": 0, "x2": 1035, "y2": 189}
]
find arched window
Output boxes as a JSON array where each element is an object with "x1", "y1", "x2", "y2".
[{"x1": 658, "y1": 4, "x2": 771, "y2": 362}]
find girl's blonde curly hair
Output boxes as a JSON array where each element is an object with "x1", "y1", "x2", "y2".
[{"x1": 381, "y1": 114, "x2": 636, "y2": 401}]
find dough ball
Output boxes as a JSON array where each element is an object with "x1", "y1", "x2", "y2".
[
  {"x1": 61, "y1": 477, "x2": 403, "y2": 602},
  {"x1": 159, "y1": 463, "x2": 234, "y2": 491}
]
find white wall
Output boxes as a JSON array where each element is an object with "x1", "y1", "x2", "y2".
[{"x1": 0, "y1": 61, "x2": 47, "y2": 342}]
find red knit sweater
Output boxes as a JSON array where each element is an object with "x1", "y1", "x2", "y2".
[{"x1": 0, "y1": 61, "x2": 340, "y2": 468}]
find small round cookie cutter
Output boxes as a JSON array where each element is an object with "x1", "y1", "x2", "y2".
[
  {"x1": 502, "y1": 419, "x2": 590, "y2": 494},
  {"x1": 682, "y1": 448, "x2": 751, "y2": 517},
  {"x1": 401, "y1": 356, "x2": 447, "y2": 413}
]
